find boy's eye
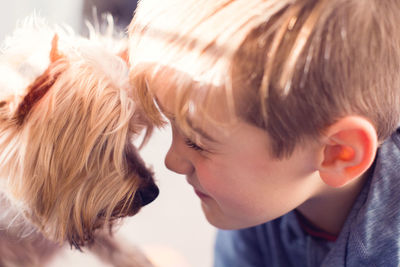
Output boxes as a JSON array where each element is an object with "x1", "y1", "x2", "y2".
[{"x1": 184, "y1": 138, "x2": 203, "y2": 151}]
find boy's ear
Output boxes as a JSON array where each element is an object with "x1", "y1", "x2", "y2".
[{"x1": 318, "y1": 116, "x2": 378, "y2": 188}]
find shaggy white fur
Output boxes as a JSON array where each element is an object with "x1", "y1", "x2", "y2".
[{"x1": 0, "y1": 15, "x2": 159, "y2": 267}]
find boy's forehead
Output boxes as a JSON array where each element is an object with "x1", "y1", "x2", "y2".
[
  {"x1": 153, "y1": 90, "x2": 234, "y2": 143},
  {"x1": 145, "y1": 65, "x2": 234, "y2": 119}
]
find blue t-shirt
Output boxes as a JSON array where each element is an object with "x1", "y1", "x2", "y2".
[{"x1": 214, "y1": 129, "x2": 400, "y2": 267}]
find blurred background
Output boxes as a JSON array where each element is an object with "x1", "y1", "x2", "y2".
[{"x1": 0, "y1": 1, "x2": 216, "y2": 267}]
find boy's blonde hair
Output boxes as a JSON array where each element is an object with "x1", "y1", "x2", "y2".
[{"x1": 129, "y1": 0, "x2": 400, "y2": 158}]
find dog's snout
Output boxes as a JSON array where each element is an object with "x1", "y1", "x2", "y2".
[{"x1": 137, "y1": 183, "x2": 159, "y2": 206}]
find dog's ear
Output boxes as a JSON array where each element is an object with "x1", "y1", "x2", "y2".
[
  {"x1": 49, "y1": 34, "x2": 64, "y2": 63},
  {"x1": 118, "y1": 48, "x2": 129, "y2": 64},
  {"x1": 14, "y1": 34, "x2": 66, "y2": 124}
]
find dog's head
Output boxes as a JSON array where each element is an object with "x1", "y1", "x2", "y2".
[{"x1": 0, "y1": 16, "x2": 159, "y2": 248}]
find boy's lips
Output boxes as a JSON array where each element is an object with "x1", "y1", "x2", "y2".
[
  {"x1": 186, "y1": 177, "x2": 210, "y2": 199},
  {"x1": 194, "y1": 189, "x2": 210, "y2": 199}
]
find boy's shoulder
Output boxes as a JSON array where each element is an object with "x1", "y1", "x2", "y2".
[
  {"x1": 324, "y1": 127, "x2": 400, "y2": 265},
  {"x1": 302, "y1": 128, "x2": 400, "y2": 265}
]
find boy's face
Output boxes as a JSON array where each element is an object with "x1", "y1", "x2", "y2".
[{"x1": 158, "y1": 93, "x2": 324, "y2": 229}]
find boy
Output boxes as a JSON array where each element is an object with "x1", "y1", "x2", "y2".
[{"x1": 128, "y1": 0, "x2": 400, "y2": 266}]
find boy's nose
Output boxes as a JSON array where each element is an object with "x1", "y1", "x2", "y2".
[
  {"x1": 164, "y1": 127, "x2": 194, "y2": 175},
  {"x1": 164, "y1": 145, "x2": 193, "y2": 175}
]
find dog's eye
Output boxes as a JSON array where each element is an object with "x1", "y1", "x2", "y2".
[{"x1": 125, "y1": 148, "x2": 153, "y2": 180}]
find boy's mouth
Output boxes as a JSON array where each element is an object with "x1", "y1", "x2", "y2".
[
  {"x1": 186, "y1": 177, "x2": 211, "y2": 199},
  {"x1": 194, "y1": 189, "x2": 210, "y2": 199}
]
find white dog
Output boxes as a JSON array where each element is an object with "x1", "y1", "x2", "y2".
[{"x1": 0, "y1": 15, "x2": 160, "y2": 266}]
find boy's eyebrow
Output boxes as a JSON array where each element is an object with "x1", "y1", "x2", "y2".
[
  {"x1": 154, "y1": 97, "x2": 217, "y2": 142},
  {"x1": 185, "y1": 118, "x2": 217, "y2": 143}
]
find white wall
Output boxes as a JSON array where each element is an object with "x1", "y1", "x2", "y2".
[
  {"x1": 1, "y1": 2, "x2": 216, "y2": 267},
  {"x1": 1, "y1": 0, "x2": 82, "y2": 41}
]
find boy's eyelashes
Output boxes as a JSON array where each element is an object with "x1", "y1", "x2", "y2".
[{"x1": 184, "y1": 138, "x2": 204, "y2": 151}]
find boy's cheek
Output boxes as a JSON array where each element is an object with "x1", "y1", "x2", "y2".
[
  {"x1": 194, "y1": 162, "x2": 224, "y2": 195},
  {"x1": 195, "y1": 163, "x2": 242, "y2": 205}
]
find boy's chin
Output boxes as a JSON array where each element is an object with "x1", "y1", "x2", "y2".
[
  {"x1": 201, "y1": 200, "x2": 284, "y2": 230},
  {"x1": 201, "y1": 202, "x2": 256, "y2": 230}
]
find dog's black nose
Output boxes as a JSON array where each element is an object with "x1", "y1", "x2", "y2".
[{"x1": 137, "y1": 183, "x2": 159, "y2": 206}]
